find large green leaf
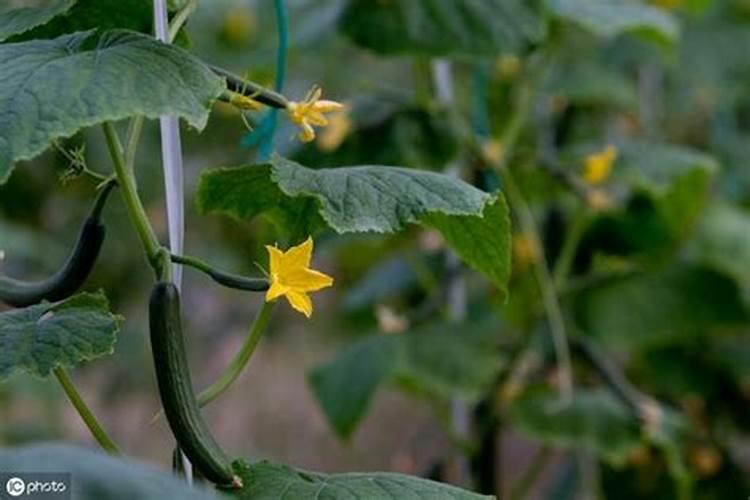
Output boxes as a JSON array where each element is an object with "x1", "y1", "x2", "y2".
[
  {"x1": 9, "y1": 0, "x2": 193, "y2": 44},
  {"x1": 424, "y1": 198, "x2": 511, "y2": 291},
  {"x1": 395, "y1": 322, "x2": 505, "y2": 401},
  {"x1": 309, "y1": 322, "x2": 504, "y2": 440},
  {"x1": 573, "y1": 265, "x2": 746, "y2": 349},
  {"x1": 0, "y1": 444, "x2": 218, "y2": 500},
  {"x1": 197, "y1": 156, "x2": 511, "y2": 293},
  {"x1": 547, "y1": 0, "x2": 679, "y2": 44},
  {"x1": 0, "y1": 292, "x2": 122, "y2": 379},
  {"x1": 339, "y1": 0, "x2": 545, "y2": 57},
  {"x1": 0, "y1": 30, "x2": 224, "y2": 183},
  {"x1": 230, "y1": 459, "x2": 493, "y2": 499},
  {"x1": 509, "y1": 389, "x2": 642, "y2": 466},
  {"x1": 0, "y1": 0, "x2": 76, "y2": 42}
]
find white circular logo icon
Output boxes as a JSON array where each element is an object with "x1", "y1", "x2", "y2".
[{"x1": 6, "y1": 477, "x2": 25, "y2": 497}]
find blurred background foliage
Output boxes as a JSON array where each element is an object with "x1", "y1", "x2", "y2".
[{"x1": 1, "y1": 0, "x2": 750, "y2": 498}]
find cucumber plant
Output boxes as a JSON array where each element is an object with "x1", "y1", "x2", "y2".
[{"x1": 1, "y1": 1, "x2": 749, "y2": 500}]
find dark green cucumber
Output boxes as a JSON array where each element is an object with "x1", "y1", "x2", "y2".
[
  {"x1": 206, "y1": 268, "x2": 268, "y2": 292},
  {"x1": 149, "y1": 282, "x2": 239, "y2": 487},
  {"x1": 0, "y1": 181, "x2": 115, "y2": 307}
]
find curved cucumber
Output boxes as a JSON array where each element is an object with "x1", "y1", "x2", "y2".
[
  {"x1": 149, "y1": 282, "x2": 239, "y2": 487},
  {"x1": 0, "y1": 181, "x2": 115, "y2": 307},
  {"x1": 207, "y1": 268, "x2": 268, "y2": 292}
]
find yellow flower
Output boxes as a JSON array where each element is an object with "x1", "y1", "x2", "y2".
[
  {"x1": 265, "y1": 237, "x2": 334, "y2": 318},
  {"x1": 287, "y1": 86, "x2": 344, "y2": 143},
  {"x1": 583, "y1": 145, "x2": 618, "y2": 185}
]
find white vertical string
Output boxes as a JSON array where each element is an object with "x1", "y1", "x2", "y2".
[
  {"x1": 432, "y1": 58, "x2": 471, "y2": 485},
  {"x1": 153, "y1": 0, "x2": 190, "y2": 482},
  {"x1": 153, "y1": 0, "x2": 185, "y2": 290}
]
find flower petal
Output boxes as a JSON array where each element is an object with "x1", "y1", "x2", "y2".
[
  {"x1": 315, "y1": 100, "x2": 345, "y2": 113},
  {"x1": 266, "y1": 281, "x2": 289, "y2": 302},
  {"x1": 284, "y1": 267, "x2": 334, "y2": 292},
  {"x1": 286, "y1": 290, "x2": 313, "y2": 318},
  {"x1": 306, "y1": 111, "x2": 328, "y2": 127},
  {"x1": 298, "y1": 122, "x2": 316, "y2": 143},
  {"x1": 282, "y1": 236, "x2": 314, "y2": 270},
  {"x1": 265, "y1": 245, "x2": 285, "y2": 275}
]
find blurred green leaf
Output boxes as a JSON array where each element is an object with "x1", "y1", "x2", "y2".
[
  {"x1": 617, "y1": 141, "x2": 718, "y2": 193},
  {"x1": 309, "y1": 321, "x2": 503, "y2": 439},
  {"x1": 544, "y1": 62, "x2": 638, "y2": 108},
  {"x1": 308, "y1": 335, "x2": 400, "y2": 439},
  {"x1": 395, "y1": 321, "x2": 505, "y2": 402},
  {"x1": 0, "y1": 444, "x2": 218, "y2": 500},
  {"x1": 576, "y1": 143, "x2": 716, "y2": 265},
  {"x1": 230, "y1": 459, "x2": 493, "y2": 499},
  {"x1": 509, "y1": 389, "x2": 642, "y2": 466},
  {"x1": 295, "y1": 108, "x2": 461, "y2": 171},
  {"x1": 339, "y1": 0, "x2": 545, "y2": 57},
  {"x1": 12, "y1": 0, "x2": 155, "y2": 42},
  {"x1": 0, "y1": 30, "x2": 224, "y2": 184},
  {"x1": 547, "y1": 0, "x2": 679, "y2": 45},
  {"x1": 197, "y1": 156, "x2": 512, "y2": 292},
  {"x1": 0, "y1": 0, "x2": 75, "y2": 42},
  {"x1": 690, "y1": 203, "x2": 750, "y2": 288},
  {"x1": 343, "y1": 256, "x2": 421, "y2": 310},
  {"x1": 573, "y1": 265, "x2": 746, "y2": 349},
  {"x1": 0, "y1": 291, "x2": 121, "y2": 379}
]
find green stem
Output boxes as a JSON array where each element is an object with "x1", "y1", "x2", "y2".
[
  {"x1": 102, "y1": 122, "x2": 161, "y2": 270},
  {"x1": 197, "y1": 301, "x2": 276, "y2": 407},
  {"x1": 54, "y1": 367, "x2": 120, "y2": 455},
  {"x1": 552, "y1": 209, "x2": 590, "y2": 288},
  {"x1": 500, "y1": 162, "x2": 574, "y2": 404},
  {"x1": 170, "y1": 253, "x2": 268, "y2": 292},
  {"x1": 489, "y1": 85, "x2": 574, "y2": 404},
  {"x1": 168, "y1": 0, "x2": 197, "y2": 43},
  {"x1": 124, "y1": 116, "x2": 144, "y2": 172}
]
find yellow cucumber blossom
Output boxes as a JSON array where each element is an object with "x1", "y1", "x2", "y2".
[
  {"x1": 286, "y1": 86, "x2": 344, "y2": 143},
  {"x1": 583, "y1": 145, "x2": 618, "y2": 185},
  {"x1": 265, "y1": 237, "x2": 333, "y2": 318}
]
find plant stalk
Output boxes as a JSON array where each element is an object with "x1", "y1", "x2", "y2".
[
  {"x1": 197, "y1": 301, "x2": 276, "y2": 406},
  {"x1": 102, "y1": 123, "x2": 161, "y2": 270},
  {"x1": 54, "y1": 367, "x2": 120, "y2": 455}
]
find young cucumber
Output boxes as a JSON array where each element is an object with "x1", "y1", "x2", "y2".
[
  {"x1": 0, "y1": 181, "x2": 115, "y2": 307},
  {"x1": 149, "y1": 282, "x2": 241, "y2": 487}
]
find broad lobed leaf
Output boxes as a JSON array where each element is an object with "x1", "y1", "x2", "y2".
[
  {"x1": 0, "y1": 0, "x2": 76, "y2": 42},
  {"x1": 229, "y1": 459, "x2": 494, "y2": 499},
  {"x1": 547, "y1": 0, "x2": 679, "y2": 44},
  {"x1": 0, "y1": 291, "x2": 121, "y2": 379},
  {"x1": 0, "y1": 29, "x2": 224, "y2": 183},
  {"x1": 197, "y1": 156, "x2": 511, "y2": 293},
  {"x1": 338, "y1": 0, "x2": 545, "y2": 57}
]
